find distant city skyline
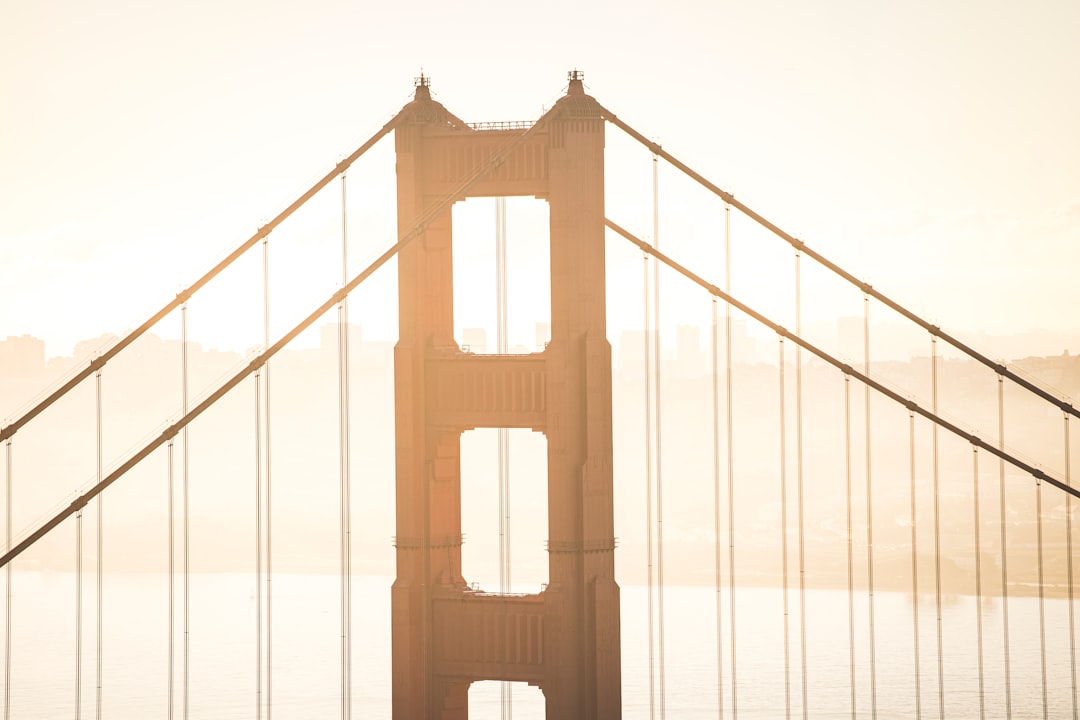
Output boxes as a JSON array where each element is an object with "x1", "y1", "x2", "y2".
[{"x1": 5, "y1": 317, "x2": 1079, "y2": 582}]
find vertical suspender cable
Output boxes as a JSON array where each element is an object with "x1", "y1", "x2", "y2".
[
  {"x1": 262, "y1": 231, "x2": 273, "y2": 720},
  {"x1": 76, "y1": 504, "x2": 83, "y2": 719},
  {"x1": 495, "y1": 198, "x2": 503, "y2": 715},
  {"x1": 502, "y1": 204, "x2": 511, "y2": 718},
  {"x1": 1065, "y1": 413, "x2": 1077, "y2": 717},
  {"x1": 95, "y1": 366, "x2": 104, "y2": 720},
  {"x1": 794, "y1": 251, "x2": 808, "y2": 720},
  {"x1": 997, "y1": 375, "x2": 1012, "y2": 719},
  {"x1": 495, "y1": 195, "x2": 512, "y2": 719},
  {"x1": 778, "y1": 338, "x2": 791, "y2": 720},
  {"x1": 711, "y1": 295, "x2": 724, "y2": 720},
  {"x1": 908, "y1": 409, "x2": 921, "y2": 718},
  {"x1": 338, "y1": 172, "x2": 352, "y2": 720},
  {"x1": 254, "y1": 364, "x2": 263, "y2": 720},
  {"x1": 652, "y1": 150, "x2": 667, "y2": 719},
  {"x1": 844, "y1": 373, "x2": 856, "y2": 720},
  {"x1": 181, "y1": 302, "x2": 189, "y2": 720},
  {"x1": 864, "y1": 294, "x2": 878, "y2": 720},
  {"x1": 1036, "y1": 443, "x2": 1048, "y2": 719},
  {"x1": 973, "y1": 446, "x2": 986, "y2": 720},
  {"x1": 168, "y1": 437, "x2": 175, "y2": 720},
  {"x1": 724, "y1": 203, "x2": 737, "y2": 720},
  {"x1": 252, "y1": 231, "x2": 269, "y2": 720},
  {"x1": 495, "y1": 196, "x2": 505, "y2": 715},
  {"x1": 930, "y1": 337, "x2": 944, "y2": 718},
  {"x1": 501, "y1": 197, "x2": 510, "y2": 598},
  {"x1": 643, "y1": 244, "x2": 655, "y2": 720},
  {"x1": 3, "y1": 436, "x2": 10, "y2": 720}
]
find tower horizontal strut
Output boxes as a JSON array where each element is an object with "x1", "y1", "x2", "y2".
[
  {"x1": 605, "y1": 218, "x2": 1080, "y2": 501},
  {"x1": 597, "y1": 107, "x2": 1080, "y2": 420},
  {"x1": 0, "y1": 112, "x2": 556, "y2": 570}
]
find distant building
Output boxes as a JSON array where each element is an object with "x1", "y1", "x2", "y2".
[
  {"x1": 731, "y1": 318, "x2": 758, "y2": 366},
  {"x1": 320, "y1": 322, "x2": 363, "y2": 353},
  {"x1": 535, "y1": 321, "x2": 551, "y2": 351},
  {"x1": 0, "y1": 335, "x2": 45, "y2": 375},
  {"x1": 617, "y1": 329, "x2": 643, "y2": 379},
  {"x1": 694, "y1": 319, "x2": 758, "y2": 367},
  {"x1": 461, "y1": 327, "x2": 488, "y2": 354},
  {"x1": 676, "y1": 324, "x2": 703, "y2": 378}
]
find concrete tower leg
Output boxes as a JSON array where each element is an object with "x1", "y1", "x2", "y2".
[{"x1": 438, "y1": 679, "x2": 471, "y2": 720}]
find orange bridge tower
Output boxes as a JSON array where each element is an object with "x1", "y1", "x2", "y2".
[{"x1": 390, "y1": 72, "x2": 621, "y2": 719}]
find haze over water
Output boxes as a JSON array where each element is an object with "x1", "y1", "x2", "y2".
[{"x1": 6, "y1": 572, "x2": 1072, "y2": 719}]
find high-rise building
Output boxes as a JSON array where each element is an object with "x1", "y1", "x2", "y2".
[
  {"x1": 461, "y1": 327, "x2": 488, "y2": 354},
  {"x1": 320, "y1": 322, "x2": 363, "y2": 353},
  {"x1": 676, "y1": 324, "x2": 703, "y2": 378},
  {"x1": 534, "y1": 321, "x2": 551, "y2": 351}
]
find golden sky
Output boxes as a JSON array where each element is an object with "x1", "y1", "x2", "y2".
[{"x1": 2, "y1": 0, "x2": 1078, "y2": 357}]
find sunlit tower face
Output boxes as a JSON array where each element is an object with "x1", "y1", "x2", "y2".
[{"x1": 390, "y1": 73, "x2": 621, "y2": 719}]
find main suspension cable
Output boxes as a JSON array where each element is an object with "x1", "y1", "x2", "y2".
[
  {"x1": 997, "y1": 375, "x2": 1012, "y2": 719},
  {"x1": 597, "y1": 107, "x2": 1080, "y2": 422},
  {"x1": 0, "y1": 106, "x2": 557, "y2": 570},
  {"x1": 0, "y1": 118, "x2": 403, "y2": 449},
  {"x1": 605, "y1": 218, "x2": 1080, "y2": 496},
  {"x1": 908, "y1": 409, "x2": 921, "y2": 719}
]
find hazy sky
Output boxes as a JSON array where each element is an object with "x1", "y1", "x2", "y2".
[{"x1": 2, "y1": 0, "x2": 1078, "y2": 358}]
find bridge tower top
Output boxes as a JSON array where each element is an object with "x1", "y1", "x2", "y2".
[{"x1": 568, "y1": 69, "x2": 585, "y2": 94}]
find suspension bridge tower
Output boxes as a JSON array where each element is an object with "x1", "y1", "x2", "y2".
[{"x1": 390, "y1": 72, "x2": 621, "y2": 719}]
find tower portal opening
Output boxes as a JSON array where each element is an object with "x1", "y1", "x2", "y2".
[
  {"x1": 451, "y1": 197, "x2": 551, "y2": 354},
  {"x1": 468, "y1": 681, "x2": 546, "y2": 719},
  {"x1": 459, "y1": 427, "x2": 549, "y2": 594}
]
